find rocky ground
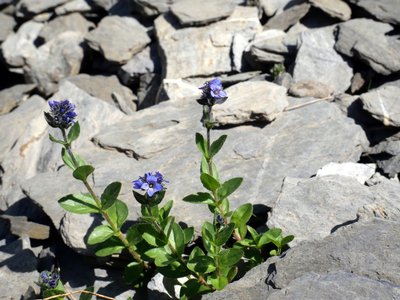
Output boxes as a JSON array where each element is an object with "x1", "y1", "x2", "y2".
[{"x1": 1, "y1": 0, "x2": 400, "y2": 299}]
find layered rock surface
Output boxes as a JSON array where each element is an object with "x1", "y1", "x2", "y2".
[{"x1": 1, "y1": 0, "x2": 400, "y2": 298}]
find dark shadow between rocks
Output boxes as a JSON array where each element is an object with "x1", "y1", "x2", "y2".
[
  {"x1": 330, "y1": 216, "x2": 359, "y2": 234},
  {"x1": 0, "y1": 241, "x2": 37, "y2": 273},
  {"x1": 265, "y1": 263, "x2": 278, "y2": 289}
]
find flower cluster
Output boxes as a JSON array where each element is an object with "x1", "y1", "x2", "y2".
[
  {"x1": 39, "y1": 271, "x2": 60, "y2": 289},
  {"x1": 44, "y1": 99, "x2": 77, "y2": 129},
  {"x1": 198, "y1": 78, "x2": 228, "y2": 106},
  {"x1": 132, "y1": 171, "x2": 168, "y2": 197}
]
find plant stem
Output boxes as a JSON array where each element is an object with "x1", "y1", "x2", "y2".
[{"x1": 61, "y1": 129, "x2": 147, "y2": 268}]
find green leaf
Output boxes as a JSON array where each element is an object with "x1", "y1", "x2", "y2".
[
  {"x1": 209, "y1": 274, "x2": 228, "y2": 290},
  {"x1": 145, "y1": 247, "x2": 176, "y2": 267},
  {"x1": 158, "y1": 261, "x2": 191, "y2": 278},
  {"x1": 257, "y1": 228, "x2": 282, "y2": 248},
  {"x1": 270, "y1": 249, "x2": 278, "y2": 256},
  {"x1": 132, "y1": 190, "x2": 147, "y2": 205},
  {"x1": 100, "y1": 182, "x2": 121, "y2": 210},
  {"x1": 105, "y1": 199, "x2": 128, "y2": 229},
  {"x1": 170, "y1": 223, "x2": 185, "y2": 256},
  {"x1": 124, "y1": 262, "x2": 144, "y2": 284},
  {"x1": 183, "y1": 227, "x2": 194, "y2": 244},
  {"x1": 162, "y1": 216, "x2": 175, "y2": 239},
  {"x1": 219, "y1": 248, "x2": 243, "y2": 266},
  {"x1": 210, "y1": 134, "x2": 227, "y2": 158},
  {"x1": 195, "y1": 132, "x2": 208, "y2": 158},
  {"x1": 139, "y1": 223, "x2": 166, "y2": 247},
  {"x1": 149, "y1": 190, "x2": 165, "y2": 206},
  {"x1": 281, "y1": 235, "x2": 294, "y2": 246},
  {"x1": 74, "y1": 153, "x2": 86, "y2": 167},
  {"x1": 67, "y1": 121, "x2": 80, "y2": 143},
  {"x1": 201, "y1": 221, "x2": 215, "y2": 243},
  {"x1": 160, "y1": 200, "x2": 173, "y2": 219},
  {"x1": 49, "y1": 133, "x2": 67, "y2": 145},
  {"x1": 231, "y1": 203, "x2": 253, "y2": 227},
  {"x1": 247, "y1": 225, "x2": 259, "y2": 242},
  {"x1": 200, "y1": 173, "x2": 220, "y2": 192},
  {"x1": 215, "y1": 223, "x2": 235, "y2": 246},
  {"x1": 182, "y1": 192, "x2": 214, "y2": 205},
  {"x1": 87, "y1": 225, "x2": 114, "y2": 245},
  {"x1": 227, "y1": 266, "x2": 238, "y2": 282},
  {"x1": 180, "y1": 279, "x2": 212, "y2": 299},
  {"x1": 42, "y1": 289, "x2": 65, "y2": 300},
  {"x1": 126, "y1": 224, "x2": 143, "y2": 246},
  {"x1": 72, "y1": 165, "x2": 95, "y2": 181},
  {"x1": 61, "y1": 148, "x2": 75, "y2": 170},
  {"x1": 94, "y1": 236, "x2": 124, "y2": 257},
  {"x1": 58, "y1": 193, "x2": 100, "y2": 214},
  {"x1": 187, "y1": 254, "x2": 216, "y2": 274},
  {"x1": 220, "y1": 198, "x2": 229, "y2": 215},
  {"x1": 217, "y1": 177, "x2": 243, "y2": 200},
  {"x1": 201, "y1": 156, "x2": 220, "y2": 180},
  {"x1": 79, "y1": 286, "x2": 94, "y2": 300}
]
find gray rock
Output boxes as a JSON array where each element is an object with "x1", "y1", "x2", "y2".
[
  {"x1": 85, "y1": 16, "x2": 150, "y2": 64},
  {"x1": 360, "y1": 80, "x2": 400, "y2": 126},
  {"x1": 309, "y1": 0, "x2": 351, "y2": 21},
  {"x1": 206, "y1": 218, "x2": 400, "y2": 299},
  {"x1": 64, "y1": 74, "x2": 137, "y2": 114},
  {"x1": 267, "y1": 175, "x2": 377, "y2": 246},
  {"x1": 268, "y1": 271, "x2": 400, "y2": 300},
  {"x1": 170, "y1": 0, "x2": 235, "y2": 26},
  {"x1": 118, "y1": 45, "x2": 159, "y2": 85},
  {"x1": 335, "y1": 18, "x2": 400, "y2": 75},
  {"x1": 213, "y1": 81, "x2": 289, "y2": 125},
  {"x1": 0, "y1": 12, "x2": 15, "y2": 42},
  {"x1": 0, "y1": 95, "x2": 46, "y2": 164},
  {"x1": 348, "y1": 0, "x2": 400, "y2": 25},
  {"x1": 259, "y1": 0, "x2": 303, "y2": 17},
  {"x1": 0, "y1": 83, "x2": 36, "y2": 115},
  {"x1": 264, "y1": 2, "x2": 310, "y2": 31},
  {"x1": 16, "y1": 0, "x2": 70, "y2": 18},
  {"x1": 293, "y1": 26, "x2": 353, "y2": 94},
  {"x1": 155, "y1": 6, "x2": 262, "y2": 79},
  {"x1": 132, "y1": 0, "x2": 183, "y2": 17},
  {"x1": 1, "y1": 20, "x2": 43, "y2": 67},
  {"x1": 55, "y1": 0, "x2": 93, "y2": 15},
  {"x1": 289, "y1": 80, "x2": 333, "y2": 98},
  {"x1": 269, "y1": 218, "x2": 400, "y2": 287},
  {"x1": 160, "y1": 78, "x2": 200, "y2": 102},
  {"x1": 137, "y1": 73, "x2": 162, "y2": 108},
  {"x1": 24, "y1": 31, "x2": 86, "y2": 96},
  {"x1": 0, "y1": 238, "x2": 40, "y2": 299},
  {"x1": 38, "y1": 13, "x2": 94, "y2": 43}
]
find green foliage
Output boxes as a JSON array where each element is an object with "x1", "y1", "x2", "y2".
[
  {"x1": 210, "y1": 134, "x2": 227, "y2": 158},
  {"x1": 200, "y1": 173, "x2": 220, "y2": 192},
  {"x1": 101, "y1": 182, "x2": 121, "y2": 210},
  {"x1": 94, "y1": 236, "x2": 124, "y2": 257},
  {"x1": 231, "y1": 203, "x2": 253, "y2": 239},
  {"x1": 67, "y1": 121, "x2": 80, "y2": 144},
  {"x1": 79, "y1": 286, "x2": 94, "y2": 300},
  {"x1": 87, "y1": 225, "x2": 114, "y2": 245},
  {"x1": 72, "y1": 165, "x2": 95, "y2": 181},
  {"x1": 58, "y1": 193, "x2": 100, "y2": 214},
  {"x1": 182, "y1": 192, "x2": 214, "y2": 205},
  {"x1": 196, "y1": 132, "x2": 209, "y2": 159}
]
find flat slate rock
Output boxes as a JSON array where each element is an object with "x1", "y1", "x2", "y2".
[
  {"x1": 170, "y1": 0, "x2": 235, "y2": 26},
  {"x1": 268, "y1": 271, "x2": 400, "y2": 300},
  {"x1": 133, "y1": 0, "x2": 183, "y2": 17},
  {"x1": 15, "y1": 0, "x2": 70, "y2": 18},
  {"x1": 316, "y1": 162, "x2": 375, "y2": 184},
  {"x1": 359, "y1": 80, "x2": 400, "y2": 126},
  {"x1": 0, "y1": 83, "x2": 36, "y2": 115},
  {"x1": 55, "y1": 0, "x2": 93, "y2": 15},
  {"x1": 335, "y1": 18, "x2": 400, "y2": 75},
  {"x1": 289, "y1": 80, "x2": 333, "y2": 98},
  {"x1": 38, "y1": 12, "x2": 94, "y2": 43},
  {"x1": 309, "y1": 0, "x2": 351, "y2": 21},
  {"x1": 264, "y1": 2, "x2": 310, "y2": 31},
  {"x1": 348, "y1": 0, "x2": 400, "y2": 25},
  {"x1": 213, "y1": 81, "x2": 289, "y2": 125},
  {"x1": 293, "y1": 26, "x2": 353, "y2": 93},
  {"x1": 1, "y1": 20, "x2": 43, "y2": 67},
  {"x1": 267, "y1": 175, "x2": 377, "y2": 246},
  {"x1": 24, "y1": 31, "x2": 86, "y2": 96},
  {"x1": 0, "y1": 12, "x2": 15, "y2": 42},
  {"x1": 64, "y1": 74, "x2": 137, "y2": 114},
  {"x1": 155, "y1": 6, "x2": 262, "y2": 79},
  {"x1": 259, "y1": 0, "x2": 303, "y2": 17},
  {"x1": 85, "y1": 16, "x2": 150, "y2": 64}
]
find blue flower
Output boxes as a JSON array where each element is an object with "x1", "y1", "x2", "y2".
[
  {"x1": 39, "y1": 271, "x2": 60, "y2": 289},
  {"x1": 132, "y1": 171, "x2": 168, "y2": 197},
  {"x1": 44, "y1": 99, "x2": 77, "y2": 129},
  {"x1": 198, "y1": 78, "x2": 228, "y2": 106}
]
